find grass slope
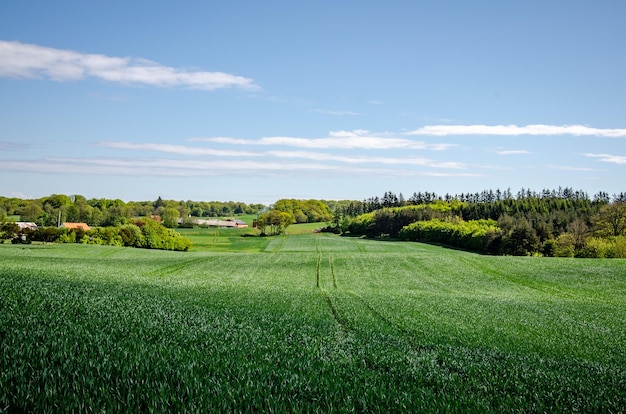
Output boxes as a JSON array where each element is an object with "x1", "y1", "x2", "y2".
[{"x1": 1, "y1": 235, "x2": 625, "y2": 412}]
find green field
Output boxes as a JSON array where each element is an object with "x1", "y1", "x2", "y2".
[{"x1": 1, "y1": 234, "x2": 625, "y2": 412}]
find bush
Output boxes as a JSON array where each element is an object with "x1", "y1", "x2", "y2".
[
  {"x1": 32, "y1": 227, "x2": 61, "y2": 243},
  {"x1": 580, "y1": 236, "x2": 626, "y2": 258},
  {"x1": 554, "y1": 233, "x2": 576, "y2": 257},
  {"x1": 119, "y1": 224, "x2": 145, "y2": 247},
  {"x1": 345, "y1": 212, "x2": 375, "y2": 235},
  {"x1": 52, "y1": 219, "x2": 191, "y2": 251},
  {"x1": 580, "y1": 237, "x2": 613, "y2": 258},
  {"x1": 398, "y1": 217, "x2": 501, "y2": 254}
]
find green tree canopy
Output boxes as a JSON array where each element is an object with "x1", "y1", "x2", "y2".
[
  {"x1": 257, "y1": 210, "x2": 293, "y2": 236},
  {"x1": 592, "y1": 202, "x2": 626, "y2": 237}
]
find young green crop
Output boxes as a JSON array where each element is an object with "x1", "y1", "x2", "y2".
[{"x1": 1, "y1": 237, "x2": 624, "y2": 412}]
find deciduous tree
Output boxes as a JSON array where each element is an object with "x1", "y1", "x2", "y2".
[{"x1": 592, "y1": 202, "x2": 626, "y2": 237}]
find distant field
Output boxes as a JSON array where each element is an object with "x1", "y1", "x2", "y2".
[
  {"x1": 1, "y1": 235, "x2": 625, "y2": 412},
  {"x1": 177, "y1": 222, "x2": 323, "y2": 251}
]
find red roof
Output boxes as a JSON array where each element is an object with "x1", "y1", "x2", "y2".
[{"x1": 62, "y1": 222, "x2": 91, "y2": 231}]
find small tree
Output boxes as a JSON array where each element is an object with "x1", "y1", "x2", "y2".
[
  {"x1": 500, "y1": 218, "x2": 540, "y2": 256},
  {"x1": 161, "y1": 207, "x2": 180, "y2": 228},
  {"x1": 257, "y1": 210, "x2": 293, "y2": 236}
]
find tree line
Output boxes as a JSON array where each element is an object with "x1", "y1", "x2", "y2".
[
  {"x1": 2, "y1": 188, "x2": 625, "y2": 256},
  {"x1": 333, "y1": 188, "x2": 626, "y2": 258},
  {"x1": 0, "y1": 195, "x2": 266, "y2": 228},
  {"x1": 0, "y1": 218, "x2": 191, "y2": 251}
]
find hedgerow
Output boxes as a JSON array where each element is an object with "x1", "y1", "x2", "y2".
[
  {"x1": 398, "y1": 217, "x2": 501, "y2": 253},
  {"x1": 3, "y1": 219, "x2": 191, "y2": 251}
]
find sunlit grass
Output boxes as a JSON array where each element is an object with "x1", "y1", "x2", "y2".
[{"x1": 1, "y1": 238, "x2": 625, "y2": 412}]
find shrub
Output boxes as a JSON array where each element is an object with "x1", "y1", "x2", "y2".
[
  {"x1": 345, "y1": 212, "x2": 375, "y2": 235},
  {"x1": 580, "y1": 236, "x2": 626, "y2": 258},
  {"x1": 554, "y1": 233, "x2": 576, "y2": 257},
  {"x1": 119, "y1": 224, "x2": 145, "y2": 247},
  {"x1": 580, "y1": 237, "x2": 612, "y2": 258},
  {"x1": 398, "y1": 217, "x2": 501, "y2": 254},
  {"x1": 32, "y1": 227, "x2": 61, "y2": 243}
]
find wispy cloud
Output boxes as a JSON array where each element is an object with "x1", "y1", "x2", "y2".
[
  {"x1": 191, "y1": 130, "x2": 456, "y2": 150},
  {"x1": 99, "y1": 140, "x2": 465, "y2": 169},
  {"x1": 313, "y1": 109, "x2": 360, "y2": 116},
  {"x1": 493, "y1": 149, "x2": 531, "y2": 155},
  {"x1": 547, "y1": 165, "x2": 602, "y2": 172},
  {"x1": 266, "y1": 151, "x2": 467, "y2": 169},
  {"x1": 0, "y1": 157, "x2": 477, "y2": 178},
  {"x1": 584, "y1": 153, "x2": 626, "y2": 164},
  {"x1": 98, "y1": 141, "x2": 259, "y2": 157},
  {"x1": 408, "y1": 124, "x2": 626, "y2": 137},
  {"x1": 0, "y1": 40, "x2": 258, "y2": 90}
]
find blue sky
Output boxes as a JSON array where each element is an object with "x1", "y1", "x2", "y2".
[{"x1": 1, "y1": 1, "x2": 625, "y2": 204}]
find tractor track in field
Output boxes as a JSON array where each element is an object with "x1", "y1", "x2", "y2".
[
  {"x1": 315, "y1": 238, "x2": 425, "y2": 354},
  {"x1": 351, "y1": 238, "x2": 366, "y2": 252},
  {"x1": 269, "y1": 236, "x2": 287, "y2": 253},
  {"x1": 316, "y1": 240, "x2": 348, "y2": 333},
  {"x1": 348, "y1": 290, "x2": 438, "y2": 353},
  {"x1": 143, "y1": 257, "x2": 206, "y2": 277}
]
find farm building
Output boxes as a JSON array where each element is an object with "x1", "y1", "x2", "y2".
[
  {"x1": 15, "y1": 222, "x2": 38, "y2": 230},
  {"x1": 226, "y1": 219, "x2": 249, "y2": 228},
  {"x1": 61, "y1": 222, "x2": 91, "y2": 231},
  {"x1": 193, "y1": 218, "x2": 249, "y2": 228}
]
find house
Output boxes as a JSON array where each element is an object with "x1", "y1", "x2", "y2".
[
  {"x1": 15, "y1": 222, "x2": 38, "y2": 230},
  {"x1": 61, "y1": 222, "x2": 91, "y2": 231}
]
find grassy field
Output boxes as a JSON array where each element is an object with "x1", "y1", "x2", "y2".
[
  {"x1": 1, "y1": 234, "x2": 625, "y2": 412},
  {"x1": 177, "y1": 222, "x2": 324, "y2": 251}
]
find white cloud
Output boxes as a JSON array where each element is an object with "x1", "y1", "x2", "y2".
[
  {"x1": 494, "y1": 149, "x2": 531, "y2": 155},
  {"x1": 313, "y1": 109, "x2": 360, "y2": 116},
  {"x1": 0, "y1": 40, "x2": 257, "y2": 90},
  {"x1": 584, "y1": 153, "x2": 626, "y2": 164},
  {"x1": 98, "y1": 141, "x2": 260, "y2": 157},
  {"x1": 408, "y1": 124, "x2": 626, "y2": 137},
  {"x1": 547, "y1": 165, "x2": 602, "y2": 172},
  {"x1": 191, "y1": 130, "x2": 456, "y2": 150},
  {"x1": 99, "y1": 140, "x2": 465, "y2": 169},
  {"x1": 267, "y1": 150, "x2": 466, "y2": 169},
  {"x1": 0, "y1": 157, "x2": 477, "y2": 178}
]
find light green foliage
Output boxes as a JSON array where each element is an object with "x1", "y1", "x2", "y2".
[
  {"x1": 345, "y1": 211, "x2": 375, "y2": 234},
  {"x1": 1, "y1": 237, "x2": 625, "y2": 412},
  {"x1": 554, "y1": 233, "x2": 576, "y2": 257},
  {"x1": 273, "y1": 199, "x2": 332, "y2": 223},
  {"x1": 161, "y1": 207, "x2": 180, "y2": 228},
  {"x1": 399, "y1": 217, "x2": 500, "y2": 252},
  {"x1": 580, "y1": 236, "x2": 626, "y2": 258},
  {"x1": 592, "y1": 202, "x2": 626, "y2": 237},
  {"x1": 257, "y1": 210, "x2": 293, "y2": 236}
]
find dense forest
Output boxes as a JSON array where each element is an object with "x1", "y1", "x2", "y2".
[{"x1": 331, "y1": 188, "x2": 626, "y2": 258}]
